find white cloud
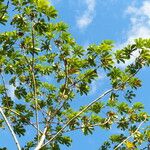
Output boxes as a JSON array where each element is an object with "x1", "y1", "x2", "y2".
[
  {"x1": 6, "y1": 78, "x2": 19, "y2": 100},
  {"x1": 89, "y1": 71, "x2": 105, "y2": 95},
  {"x1": 126, "y1": 1, "x2": 150, "y2": 41},
  {"x1": 116, "y1": 0, "x2": 150, "y2": 67},
  {"x1": 76, "y1": 0, "x2": 96, "y2": 29},
  {"x1": 7, "y1": 84, "x2": 15, "y2": 100}
]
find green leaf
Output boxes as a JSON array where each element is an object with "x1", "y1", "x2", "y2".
[
  {"x1": 132, "y1": 102, "x2": 144, "y2": 111},
  {"x1": 110, "y1": 134, "x2": 126, "y2": 143},
  {"x1": 82, "y1": 126, "x2": 94, "y2": 135},
  {"x1": 0, "y1": 85, "x2": 5, "y2": 94},
  {"x1": 15, "y1": 86, "x2": 27, "y2": 99},
  {"x1": 90, "y1": 102, "x2": 104, "y2": 113}
]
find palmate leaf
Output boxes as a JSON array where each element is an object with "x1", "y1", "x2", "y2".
[
  {"x1": 124, "y1": 90, "x2": 135, "y2": 103},
  {"x1": 13, "y1": 124, "x2": 26, "y2": 137},
  {"x1": 132, "y1": 102, "x2": 144, "y2": 111},
  {"x1": 14, "y1": 86, "x2": 27, "y2": 99},
  {"x1": 0, "y1": 85, "x2": 5, "y2": 94},
  {"x1": 57, "y1": 136, "x2": 72, "y2": 147},
  {"x1": 82, "y1": 125, "x2": 94, "y2": 135},
  {"x1": 90, "y1": 102, "x2": 104, "y2": 114},
  {"x1": 109, "y1": 134, "x2": 126, "y2": 143}
]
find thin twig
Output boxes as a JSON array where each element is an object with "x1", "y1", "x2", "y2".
[
  {"x1": 0, "y1": 107, "x2": 21, "y2": 150},
  {"x1": 49, "y1": 117, "x2": 111, "y2": 136}
]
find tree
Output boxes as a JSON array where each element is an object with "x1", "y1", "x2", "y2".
[{"x1": 0, "y1": 0, "x2": 150, "y2": 149}]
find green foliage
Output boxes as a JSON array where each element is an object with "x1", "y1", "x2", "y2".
[
  {"x1": 0, "y1": 0, "x2": 149, "y2": 150},
  {"x1": 0, "y1": 0, "x2": 9, "y2": 25},
  {"x1": 90, "y1": 102, "x2": 104, "y2": 113},
  {"x1": 110, "y1": 134, "x2": 126, "y2": 143}
]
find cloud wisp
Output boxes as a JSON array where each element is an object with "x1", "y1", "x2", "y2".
[
  {"x1": 76, "y1": 0, "x2": 96, "y2": 29},
  {"x1": 116, "y1": 0, "x2": 150, "y2": 67},
  {"x1": 126, "y1": 0, "x2": 150, "y2": 41}
]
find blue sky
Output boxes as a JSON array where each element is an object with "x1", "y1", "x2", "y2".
[
  {"x1": 0, "y1": 0, "x2": 150, "y2": 149},
  {"x1": 51, "y1": 0, "x2": 150, "y2": 149}
]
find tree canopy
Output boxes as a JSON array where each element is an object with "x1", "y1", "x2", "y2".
[{"x1": 0, "y1": 0, "x2": 150, "y2": 149}]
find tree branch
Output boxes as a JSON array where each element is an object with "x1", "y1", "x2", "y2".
[
  {"x1": 0, "y1": 107, "x2": 21, "y2": 150},
  {"x1": 31, "y1": 22, "x2": 39, "y2": 142},
  {"x1": 49, "y1": 117, "x2": 111, "y2": 136},
  {"x1": 35, "y1": 58, "x2": 143, "y2": 149},
  {"x1": 35, "y1": 58, "x2": 70, "y2": 149},
  {"x1": 1, "y1": 106, "x2": 43, "y2": 134},
  {"x1": 39, "y1": 88, "x2": 114, "y2": 149},
  {"x1": 34, "y1": 126, "x2": 48, "y2": 150},
  {"x1": 114, "y1": 118, "x2": 147, "y2": 150},
  {"x1": 34, "y1": 111, "x2": 51, "y2": 150}
]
